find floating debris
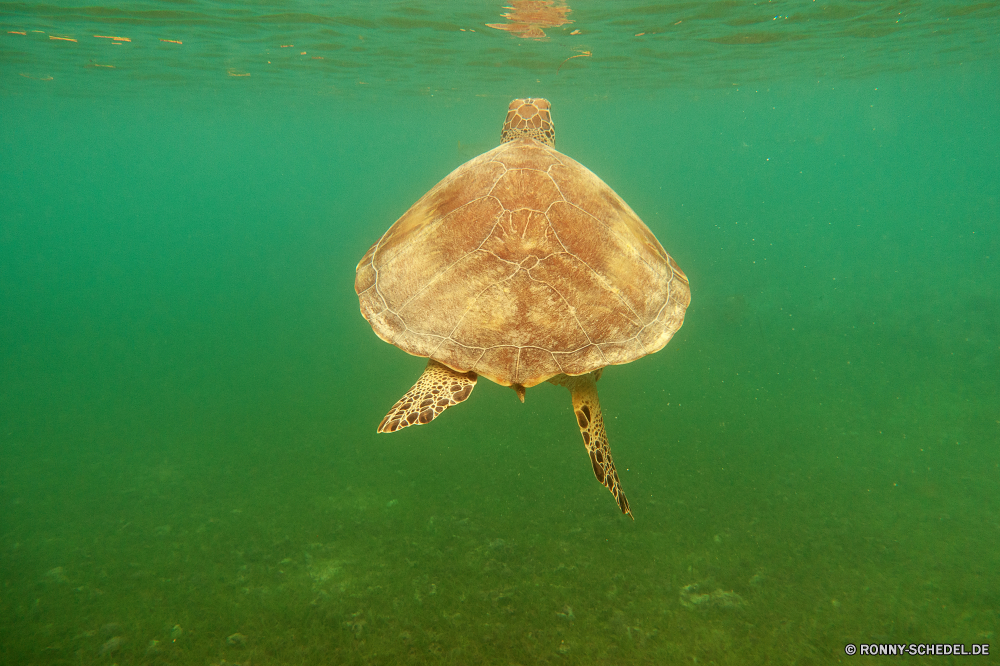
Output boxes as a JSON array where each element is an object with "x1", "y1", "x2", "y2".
[
  {"x1": 226, "y1": 632, "x2": 248, "y2": 646},
  {"x1": 557, "y1": 49, "x2": 591, "y2": 73}
]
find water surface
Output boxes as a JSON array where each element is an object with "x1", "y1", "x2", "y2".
[{"x1": 1, "y1": 1, "x2": 998, "y2": 664}]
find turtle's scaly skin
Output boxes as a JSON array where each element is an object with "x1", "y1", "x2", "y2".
[
  {"x1": 501, "y1": 97, "x2": 555, "y2": 146},
  {"x1": 551, "y1": 371, "x2": 630, "y2": 516},
  {"x1": 378, "y1": 359, "x2": 477, "y2": 433},
  {"x1": 355, "y1": 99, "x2": 691, "y2": 518}
]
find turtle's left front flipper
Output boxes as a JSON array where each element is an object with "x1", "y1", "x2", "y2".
[
  {"x1": 552, "y1": 372, "x2": 633, "y2": 519},
  {"x1": 378, "y1": 359, "x2": 478, "y2": 433}
]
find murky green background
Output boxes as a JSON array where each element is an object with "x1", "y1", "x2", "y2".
[{"x1": 1, "y1": 1, "x2": 998, "y2": 664}]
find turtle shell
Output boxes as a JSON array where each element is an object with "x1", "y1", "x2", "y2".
[{"x1": 355, "y1": 136, "x2": 690, "y2": 389}]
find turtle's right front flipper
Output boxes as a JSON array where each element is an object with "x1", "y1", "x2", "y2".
[{"x1": 378, "y1": 359, "x2": 478, "y2": 433}]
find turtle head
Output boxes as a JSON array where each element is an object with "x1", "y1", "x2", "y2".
[{"x1": 501, "y1": 98, "x2": 555, "y2": 148}]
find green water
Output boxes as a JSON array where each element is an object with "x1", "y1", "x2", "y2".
[{"x1": 2, "y1": 1, "x2": 998, "y2": 664}]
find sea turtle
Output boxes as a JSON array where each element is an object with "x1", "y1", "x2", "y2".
[{"x1": 355, "y1": 98, "x2": 690, "y2": 518}]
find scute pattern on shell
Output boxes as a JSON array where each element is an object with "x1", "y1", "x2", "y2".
[{"x1": 355, "y1": 137, "x2": 690, "y2": 389}]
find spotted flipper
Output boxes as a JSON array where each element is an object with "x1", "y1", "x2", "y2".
[
  {"x1": 551, "y1": 372, "x2": 632, "y2": 519},
  {"x1": 378, "y1": 359, "x2": 478, "y2": 433}
]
